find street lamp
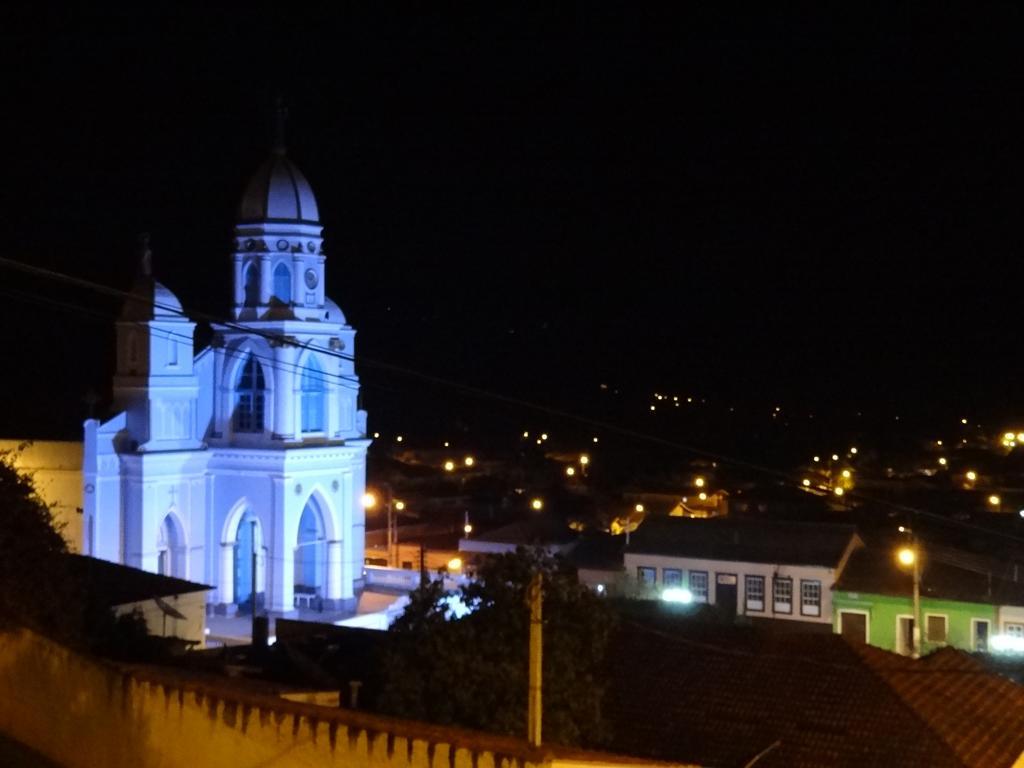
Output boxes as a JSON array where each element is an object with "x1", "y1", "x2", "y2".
[
  {"x1": 363, "y1": 486, "x2": 398, "y2": 568},
  {"x1": 896, "y1": 537, "x2": 921, "y2": 658}
]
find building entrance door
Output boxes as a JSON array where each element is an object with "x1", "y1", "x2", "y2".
[
  {"x1": 839, "y1": 611, "x2": 868, "y2": 643},
  {"x1": 716, "y1": 573, "x2": 737, "y2": 620}
]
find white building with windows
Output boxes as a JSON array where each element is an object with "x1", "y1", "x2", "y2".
[
  {"x1": 624, "y1": 517, "x2": 862, "y2": 627},
  {"x1": 83, "y1": 143, "x2": 370, "y2": 615}
]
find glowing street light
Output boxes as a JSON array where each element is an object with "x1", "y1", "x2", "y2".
[
  {"x1": 396, "y1": 435, "x2": 404, "y2": 442},
  {"x1": 966, "y1": 470, "x2": 978, "y2": 482},
  {"x1": 802, "y1": 478, "x2": 811, "y2": 487},
  {"x1": 464, "y1": 456, "x2": 475, "y2": 467},
  {"x1": 634, "y1": 503, "x2": 645, "y2": 513},
  {"x1": 579, "y1": 454, "x2": 590, "y2": 466},
  {"x1": 698, "y1": 492, "x2": 707, "y2": 501},
  {"x1": 361, "y1": 492, "x2": 377, "y2": 509},
  {"x1": 938, "y1": 457, "x2": 947, "y2": 466},
  {"x1": 841, "y1": 469, "x2": 852, "y2": 479},
  {"x1": 897, "y1": 547, "x2": 915, "y2": 566},
  {"x1": 447, "y1": 557, "x2": 463, "y2": 571},
  {"x1": 566, "y1": 466, "x2": 576, "y2": 477},
  {"x1": 531, "y1": 498, "x2": 544, "y2": 511},
  {"x1": 444, "y1": 460, "x2": 456, "y2": 472},
  {"x1": 394, "y1": 500, "x2": 406, "y2": 511},
  {"x1": 989, "y1": 495, "x2": 1001, "y2": 507},
  {"x1": 850, "y1": 447, "x2": 858, "y2": 455},
  {"x1": 463, "y1": 523, "x2": 473, "y2": 535},
  {"x1": 833, "y1": 487, "x2": 845, "y2": 497},
  {"x1": 831, "y1": 454, "x2": 839, "y2": 461},
  {"x1": 694, "y1": 476, "x2": 706, "y2": 488}
]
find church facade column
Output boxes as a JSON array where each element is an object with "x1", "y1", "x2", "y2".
[
  {"x1": 267, "y1": 476, "x2": 293, "y2": 612},
  {"x1": 219, "y1": 541, "x2": 235, "y2": 606},
  {"x1": 273, "y1": 344, "x2": 298, "y2": 440}
]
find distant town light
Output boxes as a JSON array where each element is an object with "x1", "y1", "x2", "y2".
[
  {"x1": 531, "y1": 498, "x2": 544, "y2": 511},
  {"x1": 850, "y1": 447, "x2": 858, "y2": 455},
  {"x1": 593, "y1": 437, "x2": 599, "y2": 443},
  {"x1": 580, "y1": 454, "x2": 590, "y2": 465},
  {"x1": 989, "y1": 495, "x2": 1001, "y2": 506},
  {"x1": 541, "y1": 433, "x2": 549, "y2": 441},
  {"x1": 444, "y1": 460, "x2": 456, "y2": 472},
  {"x1": 523, "y1": 431, "x2": 529, "y2": 438},
  {"x1": 1017, "y1": 433, "x2": 1024, "y2": 443},
  {"x1": 938, "y1": 457, "x2": 947, "y2": 466},
  {"x1": 966, "y1": 470, "x2": 978, "y2": 481},
  {"x1": 694, "y1": 476, "x2": 706, "y2": 488},
  {"x1": 444, "y1": 441, "x2": 450, "y2": 447},
  {"x1": 536, "y1": 439, "x2": 542, "y2": 445},
  {"x1": 961, "y1": 418, "x2": 968, "y2": 425},
  {"x1": 395, "y1": 500, "x2": 406, "y2": 511},
  {"x1": 634, "y1": 504, "x2": 645, "y2": 513},
  {"x1": 1005, "y1": 432, "x2": 1016, "y2": 441},
  {"x1": 831, "y1": 454, "x2": 840, "y2": 461},
  {"x1": 833, "y1": 487, "x2": 845, "y2": 497},
  {"x1": 936, "y1": 440, "x2": 943, "y2": 446},
  {"x1": 1019, "y1": 509, "x2": 1024, "y2": 519},
  {"x1": 396, "y1": 435, "x2": 404, "y2": 443},
  {"x1": 464, "y1": 456, "x2": 475, "y2": 467},
  {"x1": 447, "y1": 557, "x2": 463, "y2": 571},
  {"x1": 361, "y1": 492, "x2": 377, "y2": 509},
  {"x1": 813, "y1": 456, "x2": 820, "y2": 462},
  {"x1": 897, "y1": 547, "x2": 915, "y2": 566},
  {"x1": 596, "y1": 584, "x2": 606, "y2": 594},
  {"x1": 698, "y1": 492, "x2": 708, "y2": 501},
  {"x1": 650, "y1": 405, "x2": 656, "y2": 411},
  {"x1": 566, "y1": 466, "x2": 576, "y2": 477},
  {"x1": 463, "y1": 523, "x2": 473, "y2": 535},
  {"x1": 841, "y1": 469, "x2": 852, "y2": 479},
  {"x1": 802, "y1": 479, "x2": 811, "y2": 487},
  {"x1": 373, "y1": 432, "x2": 380, "y2": 439}
]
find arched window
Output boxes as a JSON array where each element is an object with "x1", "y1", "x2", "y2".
[
  {"x1": 273, "y1": 263, "x2": 291, "y2": 304},
  {"x1": 243, "y1": 263, "x2": 259, "y2": 307},
  {"x1": 234, "y1": 354, "x2": 266, "y2": 433},
  {"x1": 301, "y1": 356, "x2": 325, "y2": 432}
]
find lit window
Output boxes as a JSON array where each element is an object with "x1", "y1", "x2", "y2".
[
  {"x1": 273, "y1": 263, "x2": 291, "y2": 304},
  {"x1": 926, "y1": 615, "x2": 948, "y2": 644},
  {"x1": 745, "y1": 575, "x2": 765, "y2": 612},
  {"x1": 688, "y1": 571, "x2": 709, "y2": 603},
  {"x1": 773, "y1": 576, "x2": 793, "y2": 614},
  {"x1": 234, "y1": 355, "x2": 266, "y2": 433},
  {"x1": 663, "y1": 568, "x2": 683, "y2": 587},
  {"x1": 301, "y1": 356, "x2": 325, "y2": 432},
  {"x1": 800, "y1": 580, "x2": 821, "y2": 617},
  {"x1": 637, "y1": 566, "x2": 657, "y2": 586}
]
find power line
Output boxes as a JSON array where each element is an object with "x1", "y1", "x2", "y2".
[{"x1": 5, "y1": 255, "x2": 1024, "y2": 550}]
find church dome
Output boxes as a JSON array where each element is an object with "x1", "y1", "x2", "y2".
[
  {"x1": 323, "y1": 296, "x2": 346, "y2": 324},
  {"x1": 237, "y1": 151, "x2": 320, "y2": 224},
  {"x1": 122, "y1": 277, "x2": 186, "y2": 321}
]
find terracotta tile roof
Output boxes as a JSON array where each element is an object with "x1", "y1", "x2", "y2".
[
  {"x1": 601, "y1": 615, "x2": 1024, "y2": 767},
  {"x1": 855, "y1": 643, "x2": 1024, "y2": 768}
]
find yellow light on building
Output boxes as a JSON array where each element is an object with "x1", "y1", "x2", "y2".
[
  {"x1": 698, "y1": 492, "x2": 708, "y2": 501},
  {"x1": 566, "y1": 466, "x2": 576, "y2": 477},
  {"x1": 464, "y1": 456, "x2": 475, "y2": 467},
  {"x1": 802, "y1": 478, "x2": 811, "y2": 487},
  {"x1": 966, "y1": 470, "x2": 977, "y2": 481},
  {"x1": 1017, "y1": 433, "x2": 1024, "y2": 443},
  {"x1": 580, "y1": 454, "x2": 590, "y2": 465},
  {"x1": 841, "y1": 469, "x2": 852, "y2": 479},
  {"x1": 361, "y1": 492, "x2": 377, "y2": 509},
  {"x1": 938, "y1": 457, "x2": 947, "y2": 466},
  {"x1": 444, "y1": 460, "x2": 455, "y2": 472},
  {"x1": 989, "y1": 495, "x2": 1001, "y2": 506},
  {"x1": 447, "y1": 557, "x2": 462, "y2": 571},
  {"x1": 897, "y1": 547, "x2": 915, "y2": 566},
  {"x1": 833, "y1": 487, "x2": 845, "y2": 497},
  {"x1": 634, "y1": 503, "x2": 645, "y2": 513},
  {"x1": 395, "y1": 500, "x2": 406, "y2": 511},
  {"x1": 1005, "y1": 432, "x2": 1016, "y2": 441},
  {"x1": 531, "y1": 498, "x2": 544, "y2": 511},
  {"x1": 694, "y1": 476, "x2": 706, "y2": 488}
]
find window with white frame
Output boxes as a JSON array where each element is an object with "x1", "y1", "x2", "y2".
[
  {"x1": 926, "y1": 614, "x2": 948, "y2": 644},
  {"x1": 745, "y1": 575, "x2": 765, "y2": 612},
  {"x1": 800, "y1": 580, "x2": 822, "y2": 617},
  {"x1": 663, "y1": 568, "x2": 683, "y2": 587},
  {"x1": 1005, "y1": 622, "x2": 1024, "y2": 638},
  {"x1": 773, "y1": 576, "x2": 793, "y2": 614},
  {"x1": 688, "y1": 571, "x2": 709, "y2": 602},
  {"x1": 637, "y1": 566, "x2": 657, "y2": 586}
]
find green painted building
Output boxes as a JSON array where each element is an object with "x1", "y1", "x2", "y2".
[{"x1": 833, "y1": 544, "x2": 1024, "y2": 655}]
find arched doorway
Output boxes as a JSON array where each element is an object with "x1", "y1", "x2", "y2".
[
  {"x1": 157, "y1": 513, "x2": 186, "y2": 578},
  {"x1": 294, "y1": 498, "x2": 327, "y2": 607},
  {"x1": 233, "y1": 511, "x2": 265, "y2": 612}
]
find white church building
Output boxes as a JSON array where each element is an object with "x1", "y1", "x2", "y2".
[{"x1": 83, "y1": 143, "x2": 370, "y2": 615}]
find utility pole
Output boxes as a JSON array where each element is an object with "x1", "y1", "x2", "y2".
[
  {"x1": 912, "y1": 536, "x2": 921, "y2": 659},
  {"x1": 251, "y1": 519, "x2": 258, "y2": 628},
  {"x1": 528, "y1": 571, "x2": 543, "y2": 748}
]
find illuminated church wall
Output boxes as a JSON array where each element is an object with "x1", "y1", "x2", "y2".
[{"x1": 82, "y1": 145, "x2": 370, "y2": 614}]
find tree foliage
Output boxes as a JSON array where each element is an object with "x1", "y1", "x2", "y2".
[
  {"x1": 378, "y1": 547, "x2": 613, "y2": 747},
  {"x1": 0, "y1": 449, "x2": 79, "y2": 639}
]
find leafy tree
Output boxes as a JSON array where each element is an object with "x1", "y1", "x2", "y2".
[
  {"x1": 378, "y1": 547, "x2": 613, "y2": 747},
  {"x1": 0, "y1": 448, "x2": 79, "y2": 639}
]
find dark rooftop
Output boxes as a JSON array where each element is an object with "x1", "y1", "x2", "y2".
[
  {"x1": 67, "y1": 554, "x2": 212, "y2": 607},
  {"x1": 625, "y1": 517, "x2": 860, "y2": 568},
  {"x1": 835, "y1": 545, "x2": 1024, "y2": 607},
  {"x1": 604, "y1": 617, "x2": 1024, "y2": 768}
]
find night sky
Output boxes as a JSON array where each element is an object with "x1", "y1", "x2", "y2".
[{"x1": 3, "y1": 6, "x2": 1024, "y2": 450}]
